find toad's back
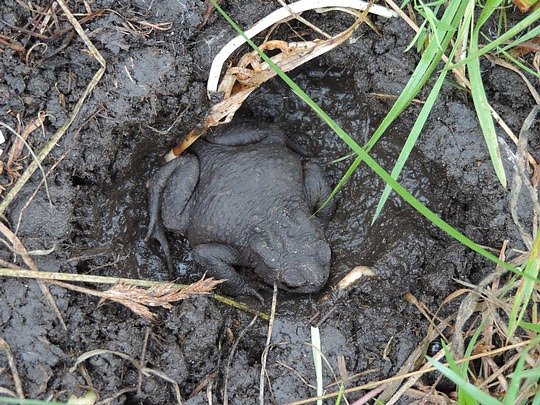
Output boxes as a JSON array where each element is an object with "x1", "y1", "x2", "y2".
[{"x1": 187, "y1": 141, "x2": 308, "y2": 246}]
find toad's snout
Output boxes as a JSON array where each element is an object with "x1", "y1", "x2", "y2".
[{"x1": 280, "y1": 243, "x2": 331, "y2": 292}]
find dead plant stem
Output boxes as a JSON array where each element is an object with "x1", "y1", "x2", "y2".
[
  {"x1": 0, "y1": 268, "x2": 270, "y2": 320},
  {"x1": 285, "y1": 339, "x2": 532, "y2": 405}
]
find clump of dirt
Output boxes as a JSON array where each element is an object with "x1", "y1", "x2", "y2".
[{"x1": 1, "y1": 1, "x2": 538, "y2": 403}]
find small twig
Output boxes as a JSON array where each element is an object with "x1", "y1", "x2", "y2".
[
  {"x1": 0, "y1": 268, "x2": 270, "y2": 320},
  {"x1": 223, "y1": 315, "x2": 258, "y2": 405},
  {"x1": 137, "y1": 327, "x2": 152, "y2": 396},
  {"x1": 0, "y1": 337, "x2": 24, "y2": 399},
  {"x1": 259, "y1": 282, "x2": 278, "y2": 405},
  {"x1": 276, "y1": 0, "x2": 332, "y2": 39}
]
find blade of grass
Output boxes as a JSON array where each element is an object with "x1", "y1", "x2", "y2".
[
  {"x1": 324, "y1": 0, "x2": 469, "y2": 210},
  {"x1": 335, "y1": 384, "x2": 344, "y2": 405},
  {"x1": 373, "y1": 0, "x2": 475, "y2": 221},
  {"x1": 440, "y1": 340, "x2": 478, "y2": 405},
  {"x1": 508, "y1": 233, "x2": 540, "y2": 337},
  {"x1": 468, "y1": 54, "x2": 506, "y2": 186},
  {"x1": 519, "y1": 321, "x2": 540, "y2": 333},
  {"x1": 448, "y1": 7, "x2": 540, "y2": 70},
  {"x1": 310, "y1": 326, "x2": 323, "y2": 405},
  {"x1": 209, "y1": 0, "x2": 540, "y2": 283},
  {"x1": 504, "y1": 336, "x2": 540, "y2": 405},
  {"x1": 497, "y1": 47, "x2": 540, "y2": 81},
  {"x1": 427, "y1": 358, "x2": 503, "y2": 405},
  {"x1": 501, "y1": 23, "x2": 540, "y2": 52},
  {"x1": 0, "y1": 398, "x2": 66, "y2": 405}
]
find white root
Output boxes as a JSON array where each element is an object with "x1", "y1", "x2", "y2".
[{"x1": 207, "y1": 0, "x2": 397, "y2": 96}]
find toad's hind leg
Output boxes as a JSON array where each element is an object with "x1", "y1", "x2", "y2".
[
  {"x1": 193, "y1": 243, "x2": 264, "y2": 303},
  {"x1": 146, "y1": 154, "x2": 199, "y2": 271}
]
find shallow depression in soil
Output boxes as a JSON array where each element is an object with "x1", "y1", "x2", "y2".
[{"x1": 102, "y1": 64, "x2": 456, "y2": 316}]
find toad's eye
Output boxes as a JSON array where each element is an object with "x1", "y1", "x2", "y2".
[{"x1": 253, "y1": 226, "x2": 263, "y2": 233}]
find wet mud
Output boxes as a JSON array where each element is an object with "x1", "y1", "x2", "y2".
[{"x1": 1, "y1": 1, "x2": 538, "y2": 403}]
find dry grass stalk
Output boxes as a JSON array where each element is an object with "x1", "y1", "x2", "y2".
[
  {"x1": 284, "y1": 340, "x2": 532, "y2": 405},
  {"x1": 259, "y1": 282, "x2": 278, "y2": 405},
  {"x1": 99, "y1": 277, "x2": 223, "y2": 321},
  {"x1": 0, "y1": 337, "x2": 24, "y2": 399},
  {"x1": 48, "y1": 276, "x2": 223, "y2": 322},
  {"x1": 0, "y1": 267, "x2": 271, "y2": 320},
  {"x1": 0, "y1": 222, "x2": 66, "y2": 330},
  {"x1": 4, "y1": 112, "x2": 47, "y2": 180}
]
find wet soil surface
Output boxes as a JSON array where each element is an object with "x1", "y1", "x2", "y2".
[{"x1": 0, "y1": 1, "x2": 538, "y2": 404}]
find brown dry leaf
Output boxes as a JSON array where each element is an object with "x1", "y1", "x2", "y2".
[{"x1": 509, "y1": 35, "x2": 540, "y2": 57}]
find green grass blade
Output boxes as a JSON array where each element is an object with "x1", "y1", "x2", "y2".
[
  {"x1": 504, "y1": 336, "x2": 540, "y2": 405},
  {"x1": 335, "y1": 384, "x2": 344, "y2": 405},
  {"x1": 440, "y1": 341, "x2": 477, "y2": 404},
  {"x1": 501, "y1": 24, "x2": 540, "y2": 53},
  {"x1": 373, "y1": 55, "x2": 448, "y2": 222},
  {"x1": 508, "y1": 369, "x2": 540, "y2": 379},
  {"x1": 363, "y1": 0, "x2": 469, "y2": 156},
  {"x1": 0, "y1": 398, "x2": 66, "y2": 405},
  {"x1": 477, "y1": 0, "x2": 504, "y2": 28},
  {"x1": 519, "y1": 321, "x2": 540, "y2": 333},
  {"x1": 427, "y1": 358, "x2": 503, "y2": 405},
  {"x1": 508, "y1": 233, "x2": 540, "y2": 337},
  {"x1": 209, "y1": 0, "x2": 540, "y2": 283},
  {"x1": 320, "y1": 157, "x2": 361, "y2": 212},
  {"x1": 373, "y1": 0, "x2": 476, "y2": 221},
  {"x1": 498, "y1": 47, "x2": 540, "y2": 80},
  {"x1": 467, "y1": 26, "x2": 507, "y2": 187},
  {"x1": 448, "y1": 8, "x2": 540, "y2": 69}
]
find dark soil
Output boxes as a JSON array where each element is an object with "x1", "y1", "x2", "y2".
[{"x1": 1, "y1": 1, "x2": 538, "y2": 404}]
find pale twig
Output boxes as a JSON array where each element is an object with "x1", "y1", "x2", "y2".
[
  {"x1": 223, "y1": 315, "x2": 258, "y2": 405},
  {"x1": 0, "y1": 0, "x2": 106, "y2": 217},
  {"x1": 0, "y1": 337, "x2": 24, "y2": 398},
  {"x1": 50, "y1": 277, "x2": 221, "y2": 322},
  {"x1": 259, "y1": 282, "x2": 278, "y2": 405},
  {"x1": 137, "y1": 327, "x2": 152, "y2": 396},
  {"x1": 275, "y1": 0, "x2": 332, "y2": 39},
  {"x1": 0, "y1": 121, "x2": 52, "y2": 206},
  {"x1": 352, "y1": 384, "x2": 385, "y2": 405},
  {"x1": 70, "y1": 349, "x2": 183, "y2": 404}
]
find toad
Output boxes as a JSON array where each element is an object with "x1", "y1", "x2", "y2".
[{"x1": 146, "y1": 122, "x2": 335, "y2": 300}]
